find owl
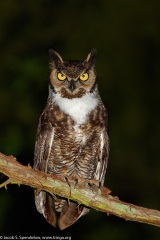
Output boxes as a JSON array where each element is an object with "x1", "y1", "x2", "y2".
[{"x1": 33, "y1": 49, "x2": 109, "y2": 230}]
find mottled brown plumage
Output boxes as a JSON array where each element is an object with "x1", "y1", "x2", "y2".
[{"x1": 33, "y1": 49, "x2": 109, "y2": 230}]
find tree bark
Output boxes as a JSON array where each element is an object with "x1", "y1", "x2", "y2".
[{"x1": 0, "y1": 152, "x2": 160, "y2": 227}]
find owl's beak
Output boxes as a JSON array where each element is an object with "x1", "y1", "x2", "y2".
[{"x1": 69, "y1": 80, "x2": 75, "y2": 92}]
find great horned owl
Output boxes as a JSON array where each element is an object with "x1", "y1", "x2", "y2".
[{"x1": 33, "y1": 49, "x2": 109, "y2": 230}]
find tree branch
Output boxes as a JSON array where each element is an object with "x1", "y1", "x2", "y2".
[{"x1": 0, "y1": 152, "x2": 160, "y2": 227}]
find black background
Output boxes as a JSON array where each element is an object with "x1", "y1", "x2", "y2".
[{"x1": 0, "y1": 1, "x2": 160, "y2": 239}]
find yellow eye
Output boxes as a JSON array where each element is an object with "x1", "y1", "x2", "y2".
[
  {"x1": 79, "y1": 73, "x2": 89, "y2": 81},
  {"x1": 57, "y1": 72, "x2": 67, "y2": 81}
]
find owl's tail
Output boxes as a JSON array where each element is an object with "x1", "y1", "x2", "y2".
[
  {"x1": 58, "y1": 201, "x2": 89, "y2": 230},
  {"x1": 35, "y1": 190, "x2": 89, "y2": 230},
  {"x1": 35, "y1": 190, "x2": 57, "y2": 227}
]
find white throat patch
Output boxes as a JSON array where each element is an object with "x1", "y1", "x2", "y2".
[{"x1": 53, "y1": 93, "x2": 98, "y2": 124}]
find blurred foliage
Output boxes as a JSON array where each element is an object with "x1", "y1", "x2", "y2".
[{"x1": 0, "y1": 0, "x2": 160, "y2": 238}]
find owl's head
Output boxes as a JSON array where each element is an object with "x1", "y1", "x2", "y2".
[{"x1": 49, "y1": 49, "x2": 97, "y2": 99}]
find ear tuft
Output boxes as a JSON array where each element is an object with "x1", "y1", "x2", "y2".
[
  {"x1": 84, "y1": 49, "x2": 97, "y2": 67},
  {"x1": 49, "y1": 49, "x2": 63, "y2": 68}
]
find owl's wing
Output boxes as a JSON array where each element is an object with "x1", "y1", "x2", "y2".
[
  {"x1": 95, "y1": 128, "x2": 109, "y2": 185},
  {"x1": 34, "y1": 114, "x2": 54, "y2": 172},
  {"x1": 33, "y1": 113, "x2": 57, "y2": 227}
]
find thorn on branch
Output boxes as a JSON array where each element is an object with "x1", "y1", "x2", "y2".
[{"x1": 0, "y1": 178, "x2": 12, "y2": 189}]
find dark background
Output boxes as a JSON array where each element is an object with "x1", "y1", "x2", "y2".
[{"x1": 0, "y1": 0, "x2": 160, "y2": 239}]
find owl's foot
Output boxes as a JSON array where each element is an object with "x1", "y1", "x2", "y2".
[
  {"x1": 64, "y1": 177, "x2": 102, "y2": 195},
  {"x1": 88, "y1": 179, "x2": 101, "y2": 193},
  {"x1": 88, "y1": 179, "x2": 101, "y2": 188},
  {"x1": 88, "y1": 180, "x2": 111, "y2": 196},
  {"x1": 64, "y1": 176, "x2": 80, "y2": 205},
  {"x1": 64, "y1": 177, "x2": 72, "y2": 205},
  {"x1": 64, "y1": 176, "x2": 78, "y2": 189},
  {"x1": 64, "y1": 176, "x2": 90, "y2": 195}
]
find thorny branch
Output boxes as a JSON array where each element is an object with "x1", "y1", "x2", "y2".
[{"x1": 0, "y1": 152, "x2": 160, "y2": 227}]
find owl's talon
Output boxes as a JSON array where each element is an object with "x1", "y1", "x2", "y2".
[
  {"x1": 74, "y1": 178, "x2": 78, "y2": 188},
  {"x1": 88, "y1": 180, "x2": 101, "y2": 193},
  {"x1": 64, "y1": 176, "x2": 79, "y2": 189},
  {"x1": 64, "y1": 177, "x2": 71, "y2": 204},
  {"x1": 88, "y1": 182, "x2": 95, "y2": 193},
  {"x1": 88, "y1": 182, "x2": 93, "y2": 188},
  {"x1": 64, "y1": 177, "x2": 70, "y2": 187}
]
